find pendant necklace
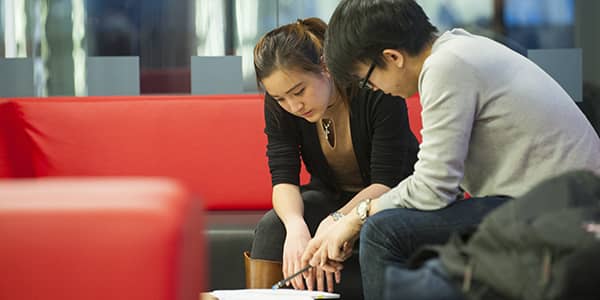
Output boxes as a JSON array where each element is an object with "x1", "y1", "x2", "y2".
[{"x1": 322, "y1": 118, "x2": 334, "y2": 147}]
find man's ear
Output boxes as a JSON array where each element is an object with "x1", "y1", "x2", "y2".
[{"x1": 382, "y1": 49, "x2": 405, "y2": 69}]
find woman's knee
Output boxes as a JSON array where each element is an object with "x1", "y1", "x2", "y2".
[{"x1": 255, "y1": 209, "x2": 285, "y2": 237}]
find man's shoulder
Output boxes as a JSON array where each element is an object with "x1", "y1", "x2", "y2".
[{"x1": 420, "y1": 49, "x2": 481, "y2": 95}]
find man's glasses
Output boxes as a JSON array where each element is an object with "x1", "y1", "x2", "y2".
[{"x1": 360, "y1": 62, "x2": 376, "y2": 89}]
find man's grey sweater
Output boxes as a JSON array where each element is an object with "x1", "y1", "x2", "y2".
[{"x1": 379, "y1": 29, "x2": 600, "y2": 210}]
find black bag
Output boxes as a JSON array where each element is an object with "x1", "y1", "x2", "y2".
[{"x1": 415, "y1": 170, "x2": 600, "y2": 300}]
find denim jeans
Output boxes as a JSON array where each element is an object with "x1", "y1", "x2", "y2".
[
  {"x1": 359, "y1": 196, "x2": 509, "y2": 300},
  {"x1": 384, "y1": 259, "x2": 465, "y2": 300}
]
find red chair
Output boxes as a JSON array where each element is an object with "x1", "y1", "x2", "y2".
[{"x1": 0, "y1": 177, "x2": 204, "y2": 300}]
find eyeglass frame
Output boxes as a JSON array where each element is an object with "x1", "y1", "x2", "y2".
[{"x1": 360, "y1": 61, "x2": 377, "y2": 89}]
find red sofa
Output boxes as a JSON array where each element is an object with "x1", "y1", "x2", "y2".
[
  {"x1": 0, "y1": 93, "x2": 422, "y2": 292},
  {"x1": 0, "y1": 177, "x2": 204, "y2": 300},
  {"x1": 0, "y1": 94, "x2": 273, "y2": 210}
]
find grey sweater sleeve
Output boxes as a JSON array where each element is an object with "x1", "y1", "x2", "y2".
[{"x1": 378, "y1": 53, "x2": 479, "y2": 210}]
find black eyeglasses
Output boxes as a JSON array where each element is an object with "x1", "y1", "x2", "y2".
[{"x1": 360, "y1": 62, "x2": 376, "y2": 89}]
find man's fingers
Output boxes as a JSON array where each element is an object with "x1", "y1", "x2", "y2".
[
  {"x1": 322, "y1": 260, "x2": 344, "y2": 272},
  {"x1": 335, "y1": 270, "x2": 341, "y2": 284},
  {"x1": 326, "y1": 271, "x2": 335, "y2": 293},
  {"x1": 319, "y1": 244, "x2": 329, "y2": 267},
  {"x1": 301, "y1": 238, "x2": 320, "y2": 265},
  {"x1": 341, "y1": 242, "x2": 354, "y2": 261},
  {"x1": 327, "y1": 238, "x2": 345, "y2": 261},
  {"x1": 316, "y1": 267, "x2": 325, "y2": 291}
]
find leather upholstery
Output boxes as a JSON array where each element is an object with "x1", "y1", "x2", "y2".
[
  {"x1": 0, "y1": 93, "x2": 423, "y2": 293},
  {"x1": 0, "y1": 177, "x2": 204, "y2": 300}
]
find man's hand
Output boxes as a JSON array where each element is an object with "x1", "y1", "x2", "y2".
[{"x1": 301, "y1": 212, "x2": 363, "y2": 272}]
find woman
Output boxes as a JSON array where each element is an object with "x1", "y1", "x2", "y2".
[{"x1": 247, "y1": 17, "x2": 419, "y2": 295}]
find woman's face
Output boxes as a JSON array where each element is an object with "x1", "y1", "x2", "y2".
[{"x1": 261, "y1": 68, "x2": 333, "y2": 123}]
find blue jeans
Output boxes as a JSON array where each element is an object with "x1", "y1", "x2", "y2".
[
  {"x1": 384, "y1": 259, "x2": 465, "y2": 300},
  {"x1": 359, "y1": 196, "x2": 509, "y2": 300}
]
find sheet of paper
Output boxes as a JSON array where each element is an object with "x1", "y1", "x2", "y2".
[{"x1": 210, "y1": 288, "x2": 340, "y2": 300}]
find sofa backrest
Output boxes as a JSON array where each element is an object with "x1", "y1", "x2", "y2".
[
  {"x1": 0, "y1": 94, "x2": 423, "y2": 210},
  {"x1": 2, "y1": 95, "x2": 272, "y2": 210},
  {"x1": 0, "y1": 99, "x2": 37, "y2": 177},
  {"x1": 405, "y1": 94, "x2": 422, "y2": 143},
  {"x1": 0, "y1": 99, "x2": 9, "y2": 177}
]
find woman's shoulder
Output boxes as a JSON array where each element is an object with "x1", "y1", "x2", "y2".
[{"x1": 350, "y1": 87, "x2": 407, "y2": 111}]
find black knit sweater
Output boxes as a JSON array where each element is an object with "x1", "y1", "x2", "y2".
[{"x1": 264, "y1": 87, "x2": 419, "y2": 192}]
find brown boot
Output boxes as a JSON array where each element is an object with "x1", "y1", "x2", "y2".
[{"x1": 243, "y1": 251, "x2": 283, "y2": 288}]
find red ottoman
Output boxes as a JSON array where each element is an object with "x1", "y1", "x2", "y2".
[{"x1": 0, "y1": 177, "x2": 204, "y2": 300}]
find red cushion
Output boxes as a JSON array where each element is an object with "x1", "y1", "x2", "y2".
[
  {"x1": 9, "y1": 95, "x2": 272, "y2": 210},
  {"x1": 0, "y1": 177, "x2": 204, "y2": 300},
  {"x1": 405, "y1": 93, "x2": 423, "y2": 143},
  {"x1": 0, "y1": 100, "x2": 9, "y2": 177},
  {"x1": 0, "y1": 100, "x2": 36, "y2": 178}
]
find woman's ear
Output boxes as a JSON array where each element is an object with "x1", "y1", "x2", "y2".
[{"x1": 382, "y1": 49, "x2": 405, "y2": 69}]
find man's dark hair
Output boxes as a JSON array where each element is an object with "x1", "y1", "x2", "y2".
[{"x1": 325, "y1": 0, "x2": 438, "y2": 86}]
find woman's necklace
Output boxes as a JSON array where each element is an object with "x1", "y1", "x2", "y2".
[{"x1": 322, "y1": 118, "x2": 334, "y2": 147}]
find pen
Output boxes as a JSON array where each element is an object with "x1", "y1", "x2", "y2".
[{"x1": 271, "y1": 265, "x2": 313, "y2": 289}]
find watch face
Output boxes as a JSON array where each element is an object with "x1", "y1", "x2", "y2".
[{"x1": 357, "y1": 200, "x2": 368, "y2": 219}]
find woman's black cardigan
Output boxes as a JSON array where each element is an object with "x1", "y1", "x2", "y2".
[{"x1": 264, "y1": 87, "x2": 419, "y2": 193}]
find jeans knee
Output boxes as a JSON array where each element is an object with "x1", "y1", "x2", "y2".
[
  {"x1": 360, "y1": 217, "x2": 379, "y2": 243},
  {"x1": 360, "y1": 212, "x2": 405, "y2": 245},
  {"x1": 359, "y1": 210, "x2": 415, "y2": 259}
]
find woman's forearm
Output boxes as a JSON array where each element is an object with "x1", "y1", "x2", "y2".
[{"x1": 272, "y1": 183, "x2": 307, "y2": 232}]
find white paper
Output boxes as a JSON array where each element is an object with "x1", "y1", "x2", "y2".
[{"x1": 210, "y1": 288, "x2": 340, "y2": 300}]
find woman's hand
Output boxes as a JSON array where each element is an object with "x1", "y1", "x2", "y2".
[
  {"x1": 283, "y1": 218, "x2": 341, "y2": 292},
  {"x1": 282, "y1": 219, "x2": 312, "y2": 290}
]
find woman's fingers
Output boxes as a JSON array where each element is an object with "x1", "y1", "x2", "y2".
[
  {"x1": 304, "y1": 267, "x2": 315, "y2": 291},
  {"x1": 283, "y1": 259, "x2": 291, "y2": 286},
  {"x1": 293, "y1": 260, "x2": 306, "y2": 290}
]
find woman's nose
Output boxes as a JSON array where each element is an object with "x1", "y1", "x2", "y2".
[{"x1": 289, "y1": 100, "x2": 304, "y2": 114}]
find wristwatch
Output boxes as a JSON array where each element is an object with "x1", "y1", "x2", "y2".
[{"x1": 356, "y1": 198, "x2": 371, "y2": 223}]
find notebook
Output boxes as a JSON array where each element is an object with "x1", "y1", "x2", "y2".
[{"x1": 209, "y1": 288, "x2": 340, "y2": 300}]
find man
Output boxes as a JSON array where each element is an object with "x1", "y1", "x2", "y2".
[{"x1": 301, "y1": 1, "x2": 600, "y2": 300}]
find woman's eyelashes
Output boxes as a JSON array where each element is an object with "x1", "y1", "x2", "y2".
[
  {"x1": 271, "y1": 87, "x2": 304, "y2": 102},
  {"x1": 293, "y1": 87, "x2": 305, "y2": 97}
]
